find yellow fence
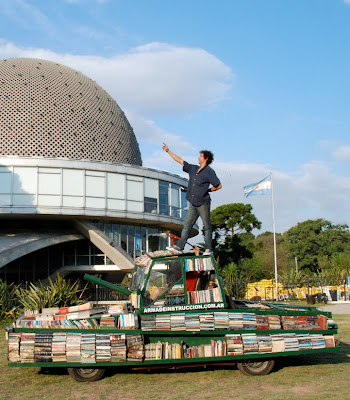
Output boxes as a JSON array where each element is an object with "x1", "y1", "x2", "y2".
[{"x1": 245, "y1": 280, "x2": 350, "y2": 301}]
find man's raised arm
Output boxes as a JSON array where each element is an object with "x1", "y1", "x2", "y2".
[{"x1": 162, "y1": 143, "x2": 184, "y2": 166}]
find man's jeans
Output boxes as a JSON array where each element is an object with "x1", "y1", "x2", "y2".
[{"x1": 176, "y1": 202, "x2": 212, "y2": 250}]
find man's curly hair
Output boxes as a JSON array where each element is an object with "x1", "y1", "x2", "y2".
[{"x1": 200, "y1": 150, "x2": 214, "y2": 165}]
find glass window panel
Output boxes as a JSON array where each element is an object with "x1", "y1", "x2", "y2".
[
  {"x1": 0, "y1": 170, "x2": 11, "y2": 194},
  {"x1": 107, "y1": 173, "x2": 125, "y2": 199},
  {"x1": 128, "y1": 225, "x2": 134, "y2": 256},
  {"x1": 62, "y1": 170, "x2": 84, "y2": 196},
  {"x1": 86, "y1": 175, "x2": 105, "y2": 197},
  {"x1": 112, "y1": 224, "x2": 119, "y2": 245},
  {"x1": 127, "y1": 179, "x2": 143, "y2": 201},
  {"x1": 13, "y1": 167, "x2": 37, "y2": 194},
  {"x1": 135, "y1": 226, "x2": 141, "y2": 257},
  {"x1": 159, "y1": 180, "x2": 169, "y2": 216},
  {"x1": 120, "y1": 225, "x2": 127, "y2": 251},
  {"x1": 38, "y1": 171, "x2": 61, "y2": 195}
]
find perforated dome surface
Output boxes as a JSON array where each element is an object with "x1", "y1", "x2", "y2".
[{"x1": 0, "y1": 58, "x2": 142, "y2": 165}]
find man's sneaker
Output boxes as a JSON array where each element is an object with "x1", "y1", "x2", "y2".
[
  {"x1": 203, "y1": 249, "x2": 213, "y2": 255},
  {"x1": 166, "y1": 245, "x2": 182, "y2": 254}
]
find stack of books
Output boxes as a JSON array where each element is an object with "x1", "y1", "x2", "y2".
[
  {"x1": 228, "y1": 313, "x2": 244, "y2": 330},
  {"x1": 95, "y1": 333, "x2": 111, "y2": 362},
  {"x1": 141, "y1": 315, "x2": 156, "y2": 331},
  {"x1": 256, "y1": 315, "x2": 269, "y2": 330},
  {"x1": 66, "y1": 332, "x2": 81, "y2": 362},
  {"x1": 81, "y1": 333, "x2": 96, "y2": 363},
  {"x1": 52, "y1": 332, "x2": 67, "y2": 362},
  {"x1": 241, "y1": 333, "x2": 259, "y2": 353},
  {"x1": 185, "y1": 313, "x2": 200, "y2": 332},
  {"x1": 271, "y1": 334, "x2": 286, "y2": 353},
  {"x1": 170, "y1": 313, "x2": 186, "y2": 331},
  {"x1": 156, "y1": 314, "x2": 171, "y2": 331},
  {"x1": 283, "y1": 334, "x2": 300, "y2": 351},
  {"x1": 7, "y1": 332, "x2": 21, "y2": 362},
  {"x1": 19, "y1": 332, "x2": 35, "y2": 363},
  {"x1": 296, "y1": 334, "x2": 312, "y2": 350},
  {"x1": 243, "y1": 313, "x2": 257, "y2": 330},
  {"x1": 199, "y1": 313, "x2": 215, "y2": 331},
  {"x1": 257, "y1": 335, "x2": 273, "y2": 353},
  {"x1": 310, "y1": 334, "x2": 326, "y2": 349},
  {"x1": 99, "y1": 315, "x2": 116, "y2": 328},
  {"x1": 226, "y1": 334, "x2": 244, "y2": 355},
  {"x1": 126, "y1": 335, "x2": 144, "y2": 362},
  {"x1": 110, "y1": 334, "x2": 127, "y2": 362},
  {"x1": 34, "y1": 332, "x2": 53, "y2": 362},
  {"x1": 267, "y1": 315, "x2": 282, "y2": 329},
  {"x1": 214, "y1": 312, "x2": 229, "y2": 330}
]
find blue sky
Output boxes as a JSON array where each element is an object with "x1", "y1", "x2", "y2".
[{"x1": 1, "y1": 0, "x2": 350, "y2": 235}]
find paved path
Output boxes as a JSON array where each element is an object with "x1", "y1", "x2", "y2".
[{"x1": 317, "y1": 303, "x2": 350, "y2": 314}]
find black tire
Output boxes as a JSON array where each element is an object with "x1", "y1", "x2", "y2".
[
  {"x1": 237, "y1": 359, "x2": 275, "y2": 376},
  {"x1": 67, "y1": 367, "x2": 105, "y2": 382}
]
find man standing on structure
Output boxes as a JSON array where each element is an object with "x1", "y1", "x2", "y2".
[{"x1": 162, "y1": 143, "x2": 222, "y2": 254}]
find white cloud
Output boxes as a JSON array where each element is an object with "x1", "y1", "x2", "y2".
[
  {"x1": 0, "y1": 41, "x2": 233, "y2": 115},
  {"x1": 332, "y1": 145, "x2": 350, "y2": 162}
]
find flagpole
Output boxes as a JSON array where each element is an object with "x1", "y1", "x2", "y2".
[{"x1": 271, "y1": 172, "x2": 278, "y2": 301}]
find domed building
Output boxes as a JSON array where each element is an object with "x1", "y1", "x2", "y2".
[{"x1": 0, "y1": 58, "x2": 196, "y2": 287}]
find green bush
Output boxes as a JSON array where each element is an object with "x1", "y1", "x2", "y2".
[
  {"x1": 15, "y1": 273, "x2": 87, "y2": 313},
  {"x1": 0, "y1": 279, "x2": 18, "y2": 320}
]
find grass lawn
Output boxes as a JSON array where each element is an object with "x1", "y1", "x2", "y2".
[{"x1": 1, "y1": 315, "x2": 349, "y2": 400}]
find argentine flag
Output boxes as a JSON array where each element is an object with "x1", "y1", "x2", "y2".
[{"x1": 243, "y1": 175, "x2": 272, "y2": 198}]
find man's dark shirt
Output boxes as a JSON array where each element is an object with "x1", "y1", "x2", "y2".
[{"x1": 183, "y1": 161, "x2": 221, "y2": 206}]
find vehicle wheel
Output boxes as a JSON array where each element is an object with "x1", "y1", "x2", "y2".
[
  {"x1": 67, "y1": 367, "x2": 105, "y2": 382},
  {"x1": 237, "y1": 359, "x2": 275, "y2": 376}
]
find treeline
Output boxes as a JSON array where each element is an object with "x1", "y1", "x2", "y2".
[{"x1": 210, "y1": 203, "x2": 350, "y2": 296}]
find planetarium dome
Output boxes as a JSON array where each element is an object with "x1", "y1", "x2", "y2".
[{"x1": 0, "y1": 57, "x2": 142, "y2": 165}]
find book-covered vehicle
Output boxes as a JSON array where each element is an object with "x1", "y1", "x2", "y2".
[{"x1": 5, "y1": 250, "x2": 340, "y2": 381}]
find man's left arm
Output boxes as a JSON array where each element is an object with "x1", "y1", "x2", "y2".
[{"x1": 208, "y1": 169, "x2": 222, "y2": 192}]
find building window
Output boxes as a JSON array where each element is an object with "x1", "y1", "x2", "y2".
[
  {"x1": 144, "y1": 178, "x2": 158, "y2": 214},
  {"x1": 159, "y1": 180, "x2": 169, "y2": 216}
]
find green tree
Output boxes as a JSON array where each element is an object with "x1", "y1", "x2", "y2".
[
  {"x1": 285, "y1": 219, "x2": 350, "y2": 272},
  {"x1": 211, "y1": 203, "x2": 261, "y2": 266}
]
